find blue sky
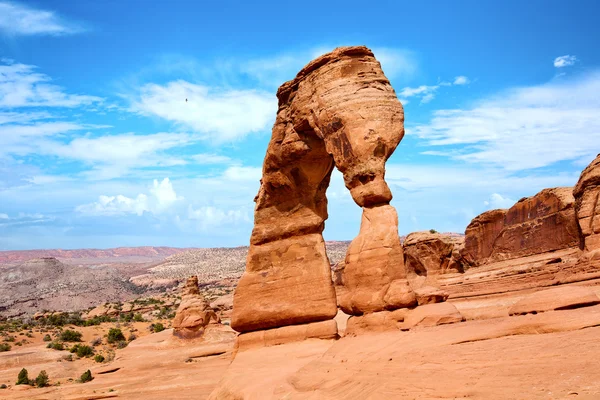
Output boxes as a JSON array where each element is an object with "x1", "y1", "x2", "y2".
[{"x1": 0, "y1": 0, "x2": 599, "y2": 250}]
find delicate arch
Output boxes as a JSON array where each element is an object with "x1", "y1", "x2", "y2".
[{"x1": 232, "y1": 46, "x2": 414, "y2": 333}]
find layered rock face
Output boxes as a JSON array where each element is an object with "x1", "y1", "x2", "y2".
[
  {"x1": 232, "y1": 46, "x2": 411, "y2": 334},
  {"x1": 403, "y1": 231, "x2": 466, "y2": 276},
  {"x1": 574, "y1": 154, "x2": 600, "y2": 252},
  {"x1": 462, "y1": 209, "x2": 507, "y2": 266},
  {"x1": 462, "y1": 188, "x2": 580, "y2": 266},
  {"x1": 173, "y1": 276, "x2": 219, "y2": 339},
  {"x1": 490, "y1": 188, "x2": 580, "y2": 261}
]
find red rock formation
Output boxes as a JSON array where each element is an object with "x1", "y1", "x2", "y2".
[
  {"x1": 403, "y1": 231, "x2": 466, "y2": 276},
  {"x1": 462, "y1": 188, "x2": 580, "y2": 266},
  {"x1": 490, "y1": 188, "x2": 580, "y2": 261},
  {"x1": 574, "y1": 154, "x2": 600, "y2": 252},
  {"x1": 462, "y1": 209, "x2": 507, "y2": 266},
  {"x1": 232, "y1": 46, "x2": 411, "y2": 334},
  {"x1": 173, "y1": 276, "x2": 220, "y2": 339}
]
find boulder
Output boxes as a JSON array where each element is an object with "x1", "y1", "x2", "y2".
[
  {"x1": 400, "y1": 302, "x2": 464, "y2": 329},
  {"x1": 462, "y1": 209, "x2": 507, "y2": 266},
  {"x1": 232, "y1": 46, "x2": 412, "y2": 333},
  {"x1": 574, "y1": 154, "x2": 600, "y2": 252},
  {"x1": 403, "y1": 231, "x2": 466, "y2": 276},
  {"x1": 414, "y1": 286, "x2": 450, "y2": 305},
  {"x1": 490, "y1": 188, "x2": 580, "y2": 261},
  {"x1": 509, "y1": 286, "x2": 600, "y2": 316},
  {"x1": 173, "y1": 276, "x2": 220, "y2": 339}
]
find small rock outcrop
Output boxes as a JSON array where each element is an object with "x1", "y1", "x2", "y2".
[
  {"x1": 403, "y1": 231, "x2": 466, "y2": 276},
  {"x1": 574, "y1": 154, "x2": 600, "y2": 252},
  {"x1": 173, "y1": 276, "x2": 219, "y2": 339},
  {"x1": 232, "y1": 46, "x2": 414, "y2": 336}
]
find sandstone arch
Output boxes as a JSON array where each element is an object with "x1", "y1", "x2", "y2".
[{"x1": 231, "y1": 46, "x2": 415, "y2": 334}]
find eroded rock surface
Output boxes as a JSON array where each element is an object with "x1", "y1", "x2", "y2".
[
  {"x1": 574, "y1": 154, "x2": 600, "y2": 252},
  {"x1": 404, "y1": 231, "x2": 466, "y2": 276},
  {"x1": 232, "y1": 46, "x2": 412, "y2": 333},
  {"x1": 490, "y1": 188, "x2": 580, "y2": 261},
  {"x1": 462, "y1": 188, "x2": 580, "y2": 266},
  {"x1": 462, "y1": 209, "x2": 507, "y2": 266},
  {"x1": 173, "y1": 276, "x2": 220, "y2": 339}
]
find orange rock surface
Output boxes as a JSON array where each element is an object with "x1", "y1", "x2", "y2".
[{"x1": 574, "y1": 154, "x2": 600, "y2": 252}]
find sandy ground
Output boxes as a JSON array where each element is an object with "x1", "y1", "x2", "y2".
[{"x1": 3, "y1": 250, "x2": 600, "y2": 399}]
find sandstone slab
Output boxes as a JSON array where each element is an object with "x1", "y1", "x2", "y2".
[
  {"x1": 509, "y1": 285, "x2": 600, "y2": 316},
  {"x1": 401, "y1": 302, "x2": 464, "y2": 329},
  {"x1": 236, "y1": 320, "x2": 338, "y2": 351}
]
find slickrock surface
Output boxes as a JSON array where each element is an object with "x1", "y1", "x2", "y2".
[
  {"x1": 232, "y1": 45, "x2": 412, "y2": 333},
  {"x1": 173, "y1": 276, "x2": 220, "y2": 339},
  {"x1": 508, "y1": 285, "x2": 600, "y2": 316},
  {"x1": 403, "y1": 231, "x2": 466, "y2": 276},
  {"x1": 574, "y1": 154, "x2": 600, "y2": 251}
]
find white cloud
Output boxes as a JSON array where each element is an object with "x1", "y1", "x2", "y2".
[
  {"x1": 483, "y1": 193, "x2": 516, "y2": 209},
  {"x1": 131, "y1": 80, "x2": 275, "y2": 142},
  {"x1": 76, "y1": 178, "x2": 182, "y2": 216},
  {"x1": 0, "y1": 61, "x2": 102, "y2": 108},
  {"x1": 0, "y1": 213, "x2": 8, "y2": 219},
  {"x1": 222, "y1": 166, "x2": 262, "y2": 182},
  {"x1": 409, "y1": 71, "x2": 600, "y2": 170},
  {"x1": 46, "y1": 132, "x2": 193, "y2": 179},
  {"x1": 554, "y1": 55, "x2": 577, "y2": 68},
  {"x1": 398, "y1": 76, "x2": 469, "y2": 104},
  {"x1": 0, "y1": 1, "x2": 83, "y2": 36},
  {"x1": 186, "y1": 205, "x2": 250, "y2": 230},
  {"x1": 453, "y1": 76, "x2": 470, "y2": 85},
  {"x1": 191, "y1": 153, "x2": 231, "y2": 164}
]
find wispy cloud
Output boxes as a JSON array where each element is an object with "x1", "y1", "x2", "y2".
[
  {"x1": 453, "y1": 76, "x2": 470, "y2": 85},
  {"x1": 0, "y1": 60, "x2": 102, "y2": 108},
  {"x1": 0, "y1": 1, "x2": 84, "y2": 36},
  {"x1": 554, "y1": 55, "x2": 577, "y2": 68},
  {"x1": 130, "y1": 80, "x2": 275, "y2": 142},
  {"x1": 409, "y1": 71, "x2": 600, "y2": 170},
  {"x1": 398, "y1": 76, "x2": 470, "y2": 104}
]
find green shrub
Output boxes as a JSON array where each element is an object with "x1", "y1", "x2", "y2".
[
  {"x1": 47, "y1": 341, "x2": 64, "y2": 351},
  {"x1": 43, "y1": 334, "x2": 52, "y2": 342},
  {"x1": 94, "y1": 354, "x2": 105, "y2": 363},
  {"x1": 79, "y1": 370, "x2": 93, "y2": 383},
  {"x1": 150, "y1": 323, "x2": 165, "y2": 333},
  {"x1": 0, "y1": 383, "x2": 6, "y2": 389},
  {"x1": 429, "y1": 229, "x2": 438, "y2": 234},
  {"x1": 70, "y1": 344, "x2": 94, "y2": 358},
  {"x1": 35, "y1": 370, "x2": 49, "y2": 388},
  {"x1": 16, "y1": 368, "x2": 30, "y2": 385},
  {"x1": 0, "y1": 343, "x2": 10, "y2": 352},
  {"x1": 107, "y1": 328, "x2": 125, "y2": 344},
  {"x1": 133, "y1": 313, "x2": 145, "y2": 322},
  {"x1": 59, "y1": 329, "x2": 82, "y2": 342}
]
